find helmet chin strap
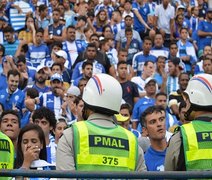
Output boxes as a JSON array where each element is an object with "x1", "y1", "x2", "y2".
[{"x1": 184, "y1": 106, "x2": 196, "y2": 121}]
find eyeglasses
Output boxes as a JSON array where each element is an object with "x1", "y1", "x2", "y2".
[{"x1": 56, "y1": 55, "x2": 63, "y2": 58}]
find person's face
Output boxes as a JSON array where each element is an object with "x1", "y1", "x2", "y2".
[
  {"x1": 162, "y1": 0, "x2": 169, "y2": 7},
  {"x1": 180, "y1": 29, "x2": 188, "y2": 41},
  {"x1": 86, "y1": 47, "x2": 96, "y2": 60},
  {"x1": 53, "y1": 11, "x2": 60, "y2": 23},
  {"x1": 103, "y1": 27, "x2": 112, "y2": 38},
  {"x1": 99, "y1": 11, "x2": 107, "y2": 21},
  {"x1": 7, "y1": 74, "x2": 19, "y2": 93},
  {"x1": 117, "y1": 64, "x2": 127, "y2": 79},
  {"x1": 54, "y1": 121, "x2": 67, "y2": 141},
  {"x1": 203, "y1": 46, "x2": 212, "y2": 55},
  {"x1": 26, "y1": 17, "x2": 34, "y2": 29},
  {"x1": 193, "y1": 7, "x2": 199, "y2": 16},
  {"x1": 145, "y1": 81, "x2": 156, "y2": 96},
  {"x1": 90, "y1": 36, "x2": 99, "y2": 47},
  {"x1": 179, "y1": 74, "x2": 189, "y2": 91},
  {"x1": 58, "y1": 5, "x2": 65, "y2": 15},
  {"x1": 143, "y1": 40, "x2": 152, "y2": 53},
  {"x1": 77, "y1": 19, "x2": 86, "y2": 27},
  {"x1": 66, "y1": 28, "x2": 76, "y2": 41},
  {"x1": 35, "y1": 69, "x2": 48, "y2": 84},
  {"x1": 0, "y1": 114, "x2": 20, "y2": 141},
  {"x1": 4, "y1": 32, "x2": 14, "y2": 43},
  {"x1": 207, "y1": 11, "x2": 212, "y2": 21},
  {"x1": 51, "y1": 0, "x2": 59, "y2": 7},
  {"x1": 51, "y1": 65, "x2": 62, "y2": 74},
  {"x1": 157, "y1": 58, "x2": 165, "y2": 69},
  {"x1": 177, "y1": 8, "x2": 184, "y2": 15},
  {"x1": 76, "y1": 100, "x2": 84, "y2": 121},
  {"x1": 21, "y1": 130, "x2": 43, "y2": 160},
  {"x1": 155, "y1": 95, "x2": 167, "y2": 109},
  {"x1": 50, "y1": 80, "x2": 63, "y2": 94},
  {"x1": 85, "y1": 29, "x2": 93, "y2": 39},
  {"x1": 168, "y1": 62, "x2": 176, "y2": 76},
  {"x1": 118, "y1": 51, "x2": 128, "y2": 61},
  {"x1": 177, "y1": 15, "x2": 184, "y2": 25},
  {"x1": 203, "y1": 59, "x2": 212, "y2": 74},
  {"x1": 54, "y1": 55, "x2": 66, "y2": 65},
  {"x1": 36, "y1": 32, "x2": 43, "y2": 45},
  {"x1": 125, "y1": 17, "x2": 133, "y2": 27},
  {"x1": 154, "y1": 34, "x2": 163, "y2": 47},
  {"x1": 83, "y1": 64, "x2": 93, "y2": 78},
  {"x1": 126, "y1": 31, "x2": 133, "y2": 40},
  {"x1": 170, "y1": 44, "x2": 178, "y2": 56},
  {"x1": 124, "y1": 2, "x2": 131, "y2": 11},
  {"x1": 103, "y1": 42, "x2": 110, "y2": 52},
  {"x1": 34, "y1": 117, "x2": 52, "y2": 137},
  {"x1": 17, "y1": 62, "x2": 26, "y2": 72},
  {"x1": 78, "y1": 80, "x2": 87, "y2": 94},
  {"x1": 179, "y1": 107, "x2": 187, "y2": 124},
  {"x1": 144, "y1": 62, "x2": 155, "y2": 77},
  {"x1": 143, "y1": 111, "x2": 166, "y2": 140}
]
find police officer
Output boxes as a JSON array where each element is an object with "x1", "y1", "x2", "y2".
[
  {"x1": 165, "y1": 74, "x2": 212, "y2": 171},
  {"x1": 56, "y1": 74, "x2": 146, "y2": 173},
  {"x1": 0, "y1": 131, "x2": 14, "y2": 180}
]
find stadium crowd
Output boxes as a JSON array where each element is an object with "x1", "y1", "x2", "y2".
[{"x1": 0, "y1": 0, "x2": 211, "y2": 177}]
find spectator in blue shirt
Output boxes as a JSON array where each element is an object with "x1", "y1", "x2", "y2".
[{"x1": 141, "y1": 105, "x2": 167, "y2": 171}]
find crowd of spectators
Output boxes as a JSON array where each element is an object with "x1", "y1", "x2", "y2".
[{"x1": 0, "y1": 0, "x2": 211, "y2": 174}]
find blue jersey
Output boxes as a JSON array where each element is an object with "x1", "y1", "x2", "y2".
[
  {"x1": 39, "y1": 91, "x2": 63, "y2": 117},
  {"x1": 197, "y1": 20, "x2": 212, "y2": 51},
  {"x1": 144, "y1": 146, "x2": 166, "y2": 171},
  {"x1": 0, "y1": 73, "x2": 7, "y2": 91},
  {"x1": 132, "y1": 52, "x2": 157, "y2": 76},
  {"x1": 94, "y1": 4, "x2": 114, "y2": 19},
  {"x1": 46, "y1": 134, "x2": 57, "y2": 165},
  {"x1": 111, "y1": 21, "x2": 125, "y2": 37},
  {"x1": 132, "y1": 96, "x2": 155, "y2": 122},
  {"x1": 150, "y1": 46, "x2": 169, "y2": 58},
  {"x1": 132, "y1": 2, "x2": 150, "y2": 32},
  {"x1": 62, "y1": 40, "x2": 86, "y2": 69},
  {"x1": 32, "y1": 84, "x2": 50, "y2": 97},
  {"x1": 72, "y1": 60, "x2": 105, "y2": 80},
  {"x1": 3, "y1": 39, "x2": 19, "y2": 56},
  {"x1": 0, "y1": 88, "x2": 25, "y2": 117},
  {"x1": 26, "y1": 43, "x2": 50, "y2": 68}
]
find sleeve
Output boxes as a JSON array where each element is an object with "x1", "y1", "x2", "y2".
[
  {"x1": 154, "y1": 5, "x2": 159, "y2": 17},
  {"x1": 136, "y1": 146, "x2": 147, "y2": 171},
  {"x1": 132, "y1": 55, "x2": 138, "y2": 72},
  {"x1": 170, "y1": 6, "x2": 175, "y2": 19},
  {"x1": 71, "y1": 63, "x2": 80, "y2": 80},
  {"x1": 164, "y1": 132, "x2": 182, "y2": 171},
  {"x1": 197, "y1": 20, "x2": 204, "y2": 31},
  {"x1": 132, "y1": 2, "x2": 138, "y2": 11},
  {"x1": 132, "y1": 81, "x2": 139, "y2": 98},
  {"x1": 56, "y1": 128, "x2": 76, "y2": 172},
  {"x1": 132, "y1": 101, "x2": 140, "y2": 122}
]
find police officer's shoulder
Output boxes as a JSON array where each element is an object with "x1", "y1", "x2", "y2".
[{"x1": 166, "y1": 130, "x2": 181, "y2": 148}]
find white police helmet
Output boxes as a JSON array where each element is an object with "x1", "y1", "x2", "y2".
[
  {"x1": 82, "y1": 74, "x2": 122, "y2": 114},
  {"x1": 184, "y1": 74, "x2": 212, "y2": 107}
]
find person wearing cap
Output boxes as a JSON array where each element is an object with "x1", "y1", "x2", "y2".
[
  {"x1": 54, "y1": 49, "x2": 72, "y2": 84},
  {"x1": 26, "y1": 28, "x2": 50, "y2": 68},
  {"x1": 197, "y1": 7, "x2": 212, "y2": 52},
  {"x1": 32, "y1": 65, "x2": 50, "y2": 96},
  {"x1": 60, "y1": 85, "x2": 81, "y2": 125},
  {"x1": 116, "y1": 103, "x2": 141, "y2": 138},
  {"x1": 39, "y1": 73, "x2": 65, "y2": 117},
  {"x1": 56, "y1": 73, "x2": 146, "y2": 173},
  {"x1": 44, "y1": 8, "x2": 66, "y2": 47},
  {"x1": 132, "y1": 77, "x2": 157, "y2": 130},
  {"x1": 165, "y1": 74, "x2": 212, "y2": 171},
  {"x1": 75, "y1": 15, "x2": 87, "y2": 41}
]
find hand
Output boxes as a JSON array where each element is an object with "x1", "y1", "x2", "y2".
[{"x1": 21, "y1": 71, "x2": 28, "y2": 79}]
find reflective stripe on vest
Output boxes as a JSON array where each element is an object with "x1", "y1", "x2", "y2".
[
  {"x1": 73, "y1": 121, "x2": 137, "y2": 171},
  {"x1": 181, "y1": 121, "x2": 212, "y2": 170}
]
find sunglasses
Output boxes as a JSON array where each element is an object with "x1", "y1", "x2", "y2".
[{"x1": 56, "y1": 55, "x2": 63, "y2": 58}]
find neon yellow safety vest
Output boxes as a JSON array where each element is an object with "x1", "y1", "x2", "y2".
[
  {"x1": 0, "y1": 132, "x2": 14, "y2": 180},
  {"x1": 181, "y1": 120, "x2": 212, "y2": 170},
  {"x1": 72, "y1": 121, "x2": 138, "y2": 171}
]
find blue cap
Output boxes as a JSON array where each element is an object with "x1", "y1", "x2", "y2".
[{"x1": 50, "y1": 73, "x2": 63, "y2": 82}]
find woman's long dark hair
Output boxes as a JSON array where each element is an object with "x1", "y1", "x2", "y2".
[{"x1": 15, "y1": 124, "x2": 47, "y2": 168}]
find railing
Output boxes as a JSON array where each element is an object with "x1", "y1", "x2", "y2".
[{"x1": 0, "y1": 170, "x2": 212, "y2": 179}]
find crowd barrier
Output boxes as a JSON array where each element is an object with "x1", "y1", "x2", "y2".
[{"x1": 0, "y1": 169, "x2": 212, "y2": 179}]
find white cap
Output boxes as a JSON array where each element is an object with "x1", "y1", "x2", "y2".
[
  {"x1": 67, "y1": 86, "x2": 81, "y2": 96},
  {"x1": 36, "y1": 65, "x2": 46, "y2": 72},
  {"x1": 177, "y1": 5, "x2": 185, "y2": 10},
  {"x1": 55, "y1": 50, "x2": 68, "y2": 60},
  {"x1": 145, "y1": 77, "x2": 157, "y2": 87}
]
